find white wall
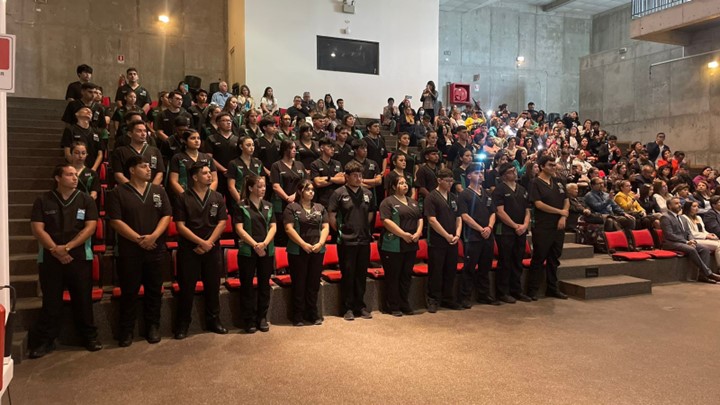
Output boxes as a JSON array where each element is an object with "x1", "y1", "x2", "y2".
[{"x1": 244, "y1": 0, "x2": 439, "y2": 118}]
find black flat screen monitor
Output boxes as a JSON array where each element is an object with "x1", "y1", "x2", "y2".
[{"x1": 317, "y1": 36, "x2": 379, "y2": 75}]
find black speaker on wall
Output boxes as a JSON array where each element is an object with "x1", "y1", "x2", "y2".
[{"x1": 184, "y1": 75, "x2": 202, "y2": 91}]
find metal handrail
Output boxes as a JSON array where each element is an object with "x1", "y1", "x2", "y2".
[{"x1": 631, "y1": 0, "x2": 692, "y2": 19}]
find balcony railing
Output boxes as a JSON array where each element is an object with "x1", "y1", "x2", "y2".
[{"x1": 631, "y1": 0, "x2": 692, "y2": 19}]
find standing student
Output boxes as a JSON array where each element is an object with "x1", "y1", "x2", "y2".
[
  {"x1": 424, "y1": 168, "x2": 463, "y2": 312},
  {"x1": 65, "y1": 64, "x2": 93, "y2": 101},
  {"x1": 328, "y1": 161, "x2": 375, "y2": 321},
  {"x1": 68, "y1": 142, "x2": 100, "y2": 201},
  {"x1": 283, "y1": 180, "x2": 330, "y2": 326},
  {"x1": 349, "y1": 139, "x2": 383, "y2": 209},
  {"x1": 457, "y1": 163, "x2": 498, "y2": 307},
  {"x1": 172, "y1": 163, "x2": 229, "y2": 339},
  {"x1": 415, "y1": 147, "x2": 441, "y2": 208},
  {"x1": 234, "y1": 174, "x2": 277, "y2": 334},
  {"x1": 115, "y1": 67, "x2": 152, "y2": 113},
  {"x1": 270, "y1": 139, "x2": 306, "y2": 247},
  {"x1": 28, "y1": 164, "x2": 102, "y2": 359},
  {"x1": 295, "y1": 124, "x2": 320, "y2": 171},
  {"x1": 107, "y1": 156, "x2": 172, "y2": 347},
  {"x1": 61, "y1": 105, "x2": 103, "y2": 172},
  {"x1": 333, "y1": 125, "x2": 355, "y2": 168},
  {"x1": 384, "y1": 153, "x2": 414, "y2": 198},
  {"x1": 168, "y1": 129, "x2": 217, "y2": 197},
  {"x1": 379, "y1": 176, "x2": 423, "y2": 316},
  {"x1": 254, "y1": 117, "x2": 282, "y2": 177},
  {"x1": 227, "y1": 136, "x2": 264, "y2": 211},
  {"x1": 311, "y1": 137, "x2": 345, "y2": 207},
  {"x1": 111, "y1": 121, "x2": 165, "y2": 185},
  {"x1": 492, "y1": 163, "x2": 532, "y2": 303},
  {"x1": 201, "y1": 112, "x2": 239, "y2": 198},
  {"x1": 527, "y1": 155, "x2": 570, "y2": 300}
]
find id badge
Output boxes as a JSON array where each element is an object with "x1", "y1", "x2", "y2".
[{"x1": 76, "y1": 209, "x2": 86, "y2": 220}]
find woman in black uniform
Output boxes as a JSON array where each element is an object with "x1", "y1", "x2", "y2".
[
  {"x1": 69, "y1": 142, "x2": 100, "y2": 201},
  {"x1": 283, "y1": 180, "x2": 330, "y2": 326},
  {"x1": 227, "y1": 136, "x2": 264, "y2": 210},
  {"x1": 379, "y1": 175, "x2": 423, "y2": 316},
  {"x1": 295, "y1": 124, "x2": 320, "y2": 171},
  {"x1": 167, "y1": 129, "x2": 217, "y2": 196},
  {"x1": 384, "y1": 153, "x2": 413, "y2": 198},
  {"x1": 234, "y1": 174, "x2": 277, "y2": 334},
  {"x1": 270, "y1": 139, "x2": 306, "y2": 246}
]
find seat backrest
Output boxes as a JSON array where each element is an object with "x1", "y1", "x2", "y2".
[
  {"x1": 224, "y1": 215, "x2": 233, "y2": 234},
  {"x1": 370, "y1": 242, "x2": 381, "y2": 262},
  {"x1": 654, "y1": 229, "x2": 665, "y2": 246},
  {"x1": 416, "y1": 239, "x2": 429, "y2": 260},
  {"x1": 457, "y1": 239, "x2": 464, "y2": 257},
  {"x1": 604, "y1": 231, "x2": 629, "y2": 252},
  {"x1": 167, "y1": 219, "x2": 178, "y2": 237},
  {"x1": 275, "y1": 247, "x2": 289, "y2": 271},
  {"x1": 374, "y1": 212, "x2": 383, "y2": 230},
  {"x1": 323, "y1": 244, "x2": 339, "y2": 267},
  {"x1": 92, "y1": 254, "x2": 101, "y2": 283},
  {"x1": 525, "y1": 240, "x2": 532, "y2": 257},
  {"x1": 225, "y1": 249, "x2": 239, "y2": 274},
  {"x1": 95, "y1": 218, "x2": 105, "y2": 240},
  {"x1": 631, "y1": 229, "x2": 654, "y2": 249}
]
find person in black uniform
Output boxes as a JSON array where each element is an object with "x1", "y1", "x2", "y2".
[
  {"x1": 201, "y1": 112, "x2": 239, "y2": 198},
  {"x1": 107, "y1": 155, "x2": 172, "y2": 346},
  {"x1": 28, "y1": 164, "x2": 102, "y2": 358},
  {"x1": 333, "y1": 125, "x2": 355, "y2": 168},
  {"x1": 283, "y1": 180, "x2": 330, "y2": 326},
  {"x1": 156, "y1": 91, "x2": 193, "y2": 144},
  {"x1": 68, "y1": 142, "x2": 100, "y2": 201},
  {"x1": 311, "y1": 137, "x2": 345, "y2": 207},
  {"x1": 110, "y1": 91, "x2": 148, "y2": 141},
  {"x1": 227, "y1": 136, "x2": 264, "y2": 211},
  {"x1": 172, "y1": 163, "x2": 229, "y2": 339},
  {"x1": 254, "y1": 117, "x2": 282, "y2": 177},
  {"x1": 384, "y1": 153, "x2": 414, "y2": 198},
  {"x1": 457, "y1": 163, "x2": 499, "y2": 307},
  {"x1": 188, "y1": 89, "x2": 209, "y2": 131},
  {"x1": 234, "y1": 174, "x2": 277, "y2": 334},
  {"x1": 61, "y1": 105, "x2": 103, "y2": 172},
  {"x1": 295, "y1": 124, "x2": 320, "y2": 171},
  {"x1": 379, "y1": 175, "x2": 423, "y2": 316},
  {"x1": 424, "y1": 168, "x2": 463, "y2": 312},
  {"x1": 350, "y1": 139, "x2": 382, "y2": 211},
  {"x1": 527, "y1": 155, "x2": 570, "y2": 300},
  {"x1": 65, "y1": 64, "x2": 92, "y2": 101},
  {"x1": 167, "y1": 129, "x2": 217, "y2": 197},
  {"x1": 111, "y1": 121, "x2": 165, "y2": 185},
  {"x1": 364, "y1": 120, "x2": 388, "y2": 175},
  {"x1": 115, "y1": 67, "x2": 152, "y2": 113},
  {"x1": 270, "y1": 139, "x2": 306, "y2": 247},
  {"x1": 328, "y1": 161, "x2": 375, "y2": 321},
  {"x1": 492, "y1": 163, "x2": 532, "y2": 303},
  {"x1": 160, "y1": 116, "x2": 191, "y2": 167},
  {"x1": 61, "y1": 82, "x2": 106, "y2": 131}
]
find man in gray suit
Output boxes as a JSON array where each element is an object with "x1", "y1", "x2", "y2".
[
  {"x1": 702, "y1": 196, "x2": 720, "y2": 238},
  {"x1": 660, "y1": 197, "x2": 720, "y2": 284}
]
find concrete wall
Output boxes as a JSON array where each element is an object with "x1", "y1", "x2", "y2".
[
  {"x1": 6, "y1": 0, "x2": 227, "y2": 100},
  {"x1": 243, "y1": 0, "x2": 439, "y2": 118},
  {"x1": 227, "y1": 0, "x2": 246, "y2": 88},
  {"x1": 439, "y1": 4, "x2": 591, "y2": 115},
  {"x1": 580, "y1": 4, "x2": 720, "y2": 166}
]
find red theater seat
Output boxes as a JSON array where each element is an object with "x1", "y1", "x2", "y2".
[
  {"x1": 272, "y1": 247, "x2": 292, "y2": 287},
  {"x1": 223, "y1": 248, "x2": 274, "y2": 289},
  {"x1": 166, "y1": 220, "x2": 179, "y2": 250},
  {"x1": 63, "y1": 254, "x2": 103, "y2": 302},
  {"x1": 604, "y1": 231, "x2": 651, "y2": 261},
  {"x1": 92, "y1": 219, "x2": 106, "y2": 254},
  {"x1": 631, "y1": 229, "x2": 679, "y2": 259},
  {"x1": 412, "y1": 239, "x2": 429, "y2": 276},
  {"x1": 367, "y1": 242, "x2": 385, "y2": 279}
]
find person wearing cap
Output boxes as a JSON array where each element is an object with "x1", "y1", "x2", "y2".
[
  {"x1": 172, "y1": 163, "x2": 229, "y2": 339},
  {"x1": 527, "y1": 155, "x2": 570, "y2": 300},
  {"x1": 111, "y1": 121, "x2": 165, "y2": 185},
  {"x1": 457, "y1": 163, "x2": 498, "y2": 307},
  {"x1": 60, "y1": 104, "x2": 103, "y2": 172},
  {"x1": 328, "y1": 160, "x2": 375, "y2": 321},
  {"x1": 28, "y1": 164, "x2": 102, "y2": 358},
  {"x1": 188, "y1": 89, "x2": 209, "y2": 131},
  {"x1": 415, "y1": 147, "x2": 441, "y2": 208},
  {"x1": 155, "y1": 90, "x2": 193, "y2": 143},
  {"x1": 424, "y1": 168, "x2": 463, "y2": 312},
  {"x1": 65, "y1": 64, "x2": 93, "y2": 101},
  {"x1": 107, "y1": 155, "x2": 172, "y2": 347},
  {"x1": 492, "y1": 162, "x2": 532, "y2": 303}
]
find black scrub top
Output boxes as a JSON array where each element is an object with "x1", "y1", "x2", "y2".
[
  {"x1": 424, "y1": 189, "x2": 459, "y2": 247},
  {"x1": 379, "y1": 195, "x2": 421, "y2": 253},
  {"x1": 491, "y1": 181, "x2": 530, "y2": 235},
  {"x1": 528, "y1": 176, "x2": 567, "y2": 229},
  {"x1": 111, "y1": 144, "x2": 165, "y2": 181},
  {"x1": 458, "y1": 187, "x2": 496, "y2": 242},
  {"x1": 310, "y1": 158, "x2": 343, "y2": 206},
  {"x1": 328, "y1": 185, "x2": 375, "y2": 246},
  {"x1": 282, "y1": 202, "x2": 328, "y2": 255},
  {"x1": 173, "y1": 189, "x2": 227, "y2": 249}
]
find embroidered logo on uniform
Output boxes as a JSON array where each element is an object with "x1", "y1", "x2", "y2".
[
  {"x1": 341, "y1": 195, "x2": 351, "y2": 202},
  {"x1": 93, "y1": 133, "x2": 99, "y2": 142},
  {"x1": 44, "y1": 210, "x2": 57, "y2": 215},
  {"x1": 363, "y1": 194, "x2": 370, "y2": 204},
  {"x1": 335, "y1": 165, "x2": 341, "y2": 171},
  {"x1": 150, "y1": 155, "x2": 158, "y2": 169},
  {"x1": 76, "y1": 209, "x2": 86, "y2": 220},
  {"x1": 153, "y1": 193, "x2": 162, "y2": 208},
  {"x1": 210, "y1": 203, "x2": 218, "y2": 217},
  {"x1": 369, "y1": 163, "x2": 376, "y2": 170},
  {"x1": 451, "y1": 200, "x2": 458, "y2": 211}
]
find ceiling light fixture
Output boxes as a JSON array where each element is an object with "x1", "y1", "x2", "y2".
[{"x1": 158, "y1": 15, "x2": 170, "y2": 23}]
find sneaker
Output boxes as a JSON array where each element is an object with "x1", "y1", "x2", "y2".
[
  {"x1": 498, "y1": 295, "x2": 517, "y2": 304},
  {"x1": 343, "y1": 310, "x2": 355, "y2": 321},
  {"x1": 359, "y1": 308, "x2": 373, "y2": 319},
  {"x1": 427, "y1": 303, "x2": 438, "y2": 313},
  {"x1": 391, "y1": 311, "x2": 403, "y2": 317},
  {"x1": 258, "y1": 318, "x2": 270, "y2": 332}
]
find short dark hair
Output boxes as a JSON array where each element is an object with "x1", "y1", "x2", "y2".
[
  {"x1": 351, "y1": 139, "x2": 367, "y2": 151},
  {"x1": 318, "y1": 137, "x2": 334, "y2": 147},
  {"x1": 337, "y1": 98, "x2": 344, "y2": 103},
  {"x1": 437, "y1": 168, "x2": 453, "y2": 179},
  {"x1": 128, "y1": 120, "x2": 146, "y2": 132},
  {"x1": 52, "y1": 163, "x2": 74, "y2": 178},
  {"x1": 297, "y1": 123, "x2": 312, "y2": 137},
  {"x1": 710, "y1": 195, "x2": 720, "y2": 207},
  {"x1": 174, "y1": 116, "x2": 190, "y2": 127},
  {"x1": 280, "y1": 139, "x2": 295, "y2": 157},
  {"x1": 312, "y1": 113, "x2": 325, "y2": 121},
  {"x1": 168, "y1": 91, "x2": 182, "y2": 100},
  {"x1": 537, "y1": 155, "x2": 554, "y2": 168},
  {"x1": 76, "y1": 64, "x2": 93, "y2": 75},
  {"x1": 123, "y1": 155, "x2": 147, "y2": 178},
  {"x1": 80, "y1": 82, "x2": 98, "y2": 91},
  {"x1": 216, "y1": 112, "x2": 233, "y2": 123},
  {"x1": 387, "y1": 97, "x2": 394, "y2": 103},
  {"x1": 608, "y1": 135, "x2": 617, "y2": 141},
  {"x1": 189, "y1": 162, "x2": 208, "y2": 178},
  {"x1": 466, "y1": 163, "x2": 484, "y2": 175},
  {"x1": 344, "y1": 160, "x2": 363, "y2": 175},
  {"x1": 259, "y1": 117, "x2": 275, "y2": 131},
  {"x1": 366, "y1": 120, "x2": 380, "y2": 129},
  {"x1": 126, "y1": 67, "x2": 138, "y2": 75}
]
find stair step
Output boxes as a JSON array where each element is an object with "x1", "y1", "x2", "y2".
[
  {"x1": 9, "y1": 204, "x2": 33, "y2": 218},
  {"x1": 559, "y1": 275, "x2": 652, "y2": 300},
  {"x1": 8, "y1": 132, "x2": 65, "y2": 142},
  {"x1": 8, "y1": 110, "x2": 65, "y2": 120},
  {"x1": 8, "y1": 96, "x2": 68, "y2": 108},
  {"x1": 10, "y1": 254, "x2": 39, "y2": 276},
  {"x1": 8, "y1": 147, "x2": 64, "y2": 157},
  {"x1": 9, "y1": 156, "x2": 66, "y2": 166},
  {"x1": 10, "y1": 177, "x2": 57, "y2": 190},
  {"x1": 9, "y1": 190, "x2": 44, "y2": 204},
  {"x1": 11, "y1": 331, "x2": 28, "y2": 364},
  {"x1": 561, "y1": 243, "x2": 595, "y2": 260},
  {"x1": 10, "y1": 236, "x2": 38, "y2": 255},
  {"x1": 9, "y1": 218, "x2": 31, "y2": 236},
  {"x1": 8, "y1": 126, "x2": 62, "y2": 135},
  {"x1": 7, "y1": 118, "x2": 65, "y2": 129},
  {"x1": 10, "y1": 274, "x2": 39, "y2": 299},
  {"x1": 8, "y1": 139, "x2": 61, "y2": 149},
  {"x1": 564, "y1": 232, "x2": 577, "y2": 244},
  {"x1": 9, "y1": 165, "x2": 57, "y2": 178}
]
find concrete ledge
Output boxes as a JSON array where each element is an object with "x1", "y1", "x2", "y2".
[{"x1": 560, "y1": 275, "x2": 652, "y2": 299}]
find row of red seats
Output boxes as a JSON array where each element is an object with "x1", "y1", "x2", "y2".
[{"x1": 604, "y1": 229, "x2": 682, "y2": 261}]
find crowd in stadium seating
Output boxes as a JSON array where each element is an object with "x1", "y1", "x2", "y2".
[{"x1": 25, "y1": 63, "x2": 720, "y2": 359}]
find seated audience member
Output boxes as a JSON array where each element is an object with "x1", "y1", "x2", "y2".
[
  {"x1": 673, "y1": 183, "x2": 696, "y2": 207},
  {"x1": 399, "y1": 106, "x2": 417, "y2": 142},
  {"x1": 614, "y1": 180, "x2": 654, "y2": 229},
  {"x1": 287, "y1": 95, "x2": 309, "y2": 125},
  {"x1": 656, "y1": 164, "x2": 673, "y2": 184},
  {"x1": 323, "y1": 94, "x2": 336, "y2": 110},
  {"x1": 702, "y1": 196, "x2": 720, "y2": 238},
  {"x1": 693, "y1": 180, "x2": 713, "y2": 212},
  {"x1": 111, "y1": 91, "x2": 147, "y2": 140},
  {"x1": 656, "y1": 149, "x2": 673, "y2": 170},
  {"x1": 566, "y1": 183, "x2": 602, "y2": 231},
  {"x1": 312, "y1": 99, "x2": 326, "y2": 116},
  {"x1": 682, "y1": 201, "x2": 720, "y2": 266},
  {"x1": 211, "y1": 81, "x2": 232, "y2": 109},
  {"x1": 660, "y1": 197, "x2": 720, "y2": 284},
  {"x1": 584, "y1": 177, "x2": 636, "y2": 231},
  {"x1": 325, "y1": 107, "x2": 340, "y2": 135},
  {"x1": 669, "y1": 163, "x2": 694, "y2": 192},
  {"x1": 670, "y1": 151, "x2": 685, "y2": 175},
  {"x1": 66, "y1": 64, "x2": 93, "y2": 101},
  {"x1": 335, "y1": 98, "x2": 349, "y2": 121},
  {"x1": 652, "y1": 179, "x2": 672, "y2": 213},
  {"x1": 637, "y1": 183, "x2": 662, "y2": 228},
  {"x1": 237, "y1": 85, "x2": 255, "y2": 117},
  {"x1": 260, "y1": 87, "x2": 279, "y2": 117},
  {"x1": 631, "y1": 164, "x2": 655, "y2": 192}
]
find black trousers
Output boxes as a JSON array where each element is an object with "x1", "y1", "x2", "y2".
[
  {"x1": 117, "y1": 253, "x2": 164, "y2": 337},
  {"x1": 380, "y1": 250, "x2": 415, "y2": 312},
  {"x1": 175, "y1": 245, "x2": 222, "y2": 329},
  {"x1": 288, "y1": 251, "x2": 324, "y2": 323},
  {"x1": 528, "y1": 227, "x2": 565, "y2": 296},
  {"x1": 496, "y1": 233, "x2": 526, "y2": 297},
  {"x1": 338, "y1": 244, "x2": 370, "y2": 313},
  {"x1": 28, "y1": 256, "x2": 97, "y2": 349},
  {"x1": 237, "y1": 251, "x2": 274, "y2": 324},
  {"x1": 426, "y1": 243, "x2": 458, "y2": 305},
  {"x1": 459, "y1": 239, "x2": 494, "y2": 302}
]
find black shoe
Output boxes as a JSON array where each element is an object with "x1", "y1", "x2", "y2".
[
  {"x1": 244, "y1": 325, "x2": 257, "y2": 334},
  {"x1": 401, "y1": 308, "x2": 415, "y2": 315},
  {"x1": 293, "y1": 321, "x2": 305, "y2": 327},
  {"x1": 391, "y1": 311, "x2": 403, "y2": 317},
  {"x1": 258, "y1": 318, "x2": 270, "y2": 332},
  {"x1": 313, "y1": 317, "x2": 324, "y2": 326},
  {"x1": 118, "y1": 335, "x2": 133, "y2": 347},
  {"x1": 498, "y1": 295, "x2": 516, "y2": 304},
  {"x1": 529, "y1": 294, "x2": 539, "y2": 301},
  {"x1": 28, "y1": 342, "x2": 55, "y2": 359},
  {"x1": 85, "y1": 339, "x2": 103, "y2": 352},
  {"x1": 359, "y1": 308, "x2": 373, "y2": 319},
  {"x1": 174, "y1": 327, "x2": 188, "y2": 340},
  {"x1": 460, "y1": 300, "x2": 473, "y2": 309},
  {"x1": 441, "y1": 302, "x2": 462, "y2": 310},
  {"x1": 477, "y1": 296, "x2": 502, "y2": 306},
  {"x1": 427, "y1": 303, "x2": 438, "y2": 313},
  {"x1": 546, "y1": 290, "x2": 568, "y2": 299},
  {"x1": 146, "y1": 324, "x2": 161, "y2": 344},
  {"x1": 343, "y1": 310, "x2": 355, "y2": 321},
  {"x1": 512, "y1": 293, "x2": 532, "y2": 302},
  {"x1": 698, "y1": 275, "x2": 718, "y2": 284},
  {"x1": 207, "y1": 319, "x2": 228, "y2": 335}
]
